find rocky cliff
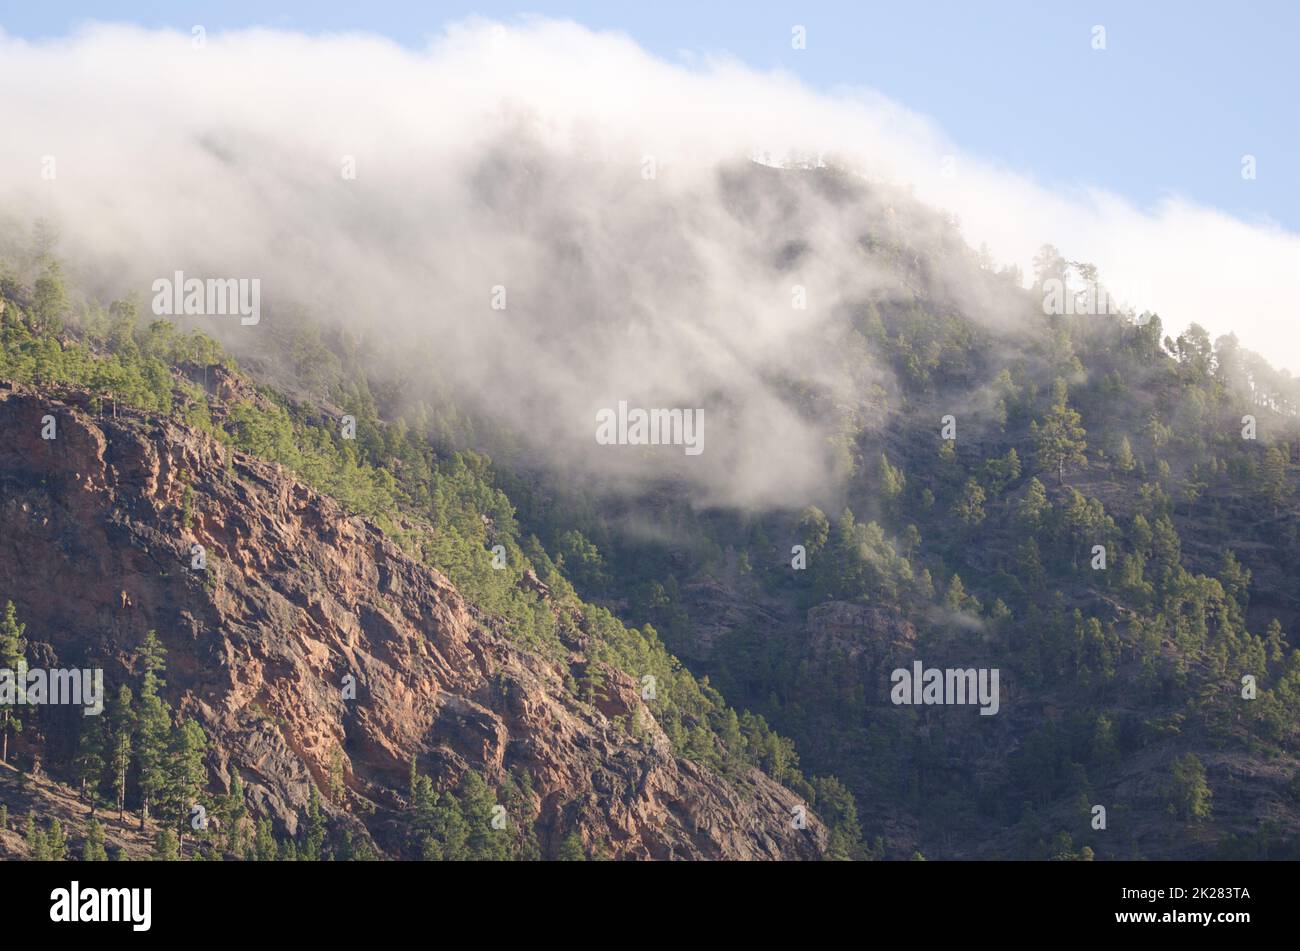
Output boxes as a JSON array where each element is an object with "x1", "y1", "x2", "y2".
[{"x1": 0, "y1": 382, "x2": 825, "y2": 859}]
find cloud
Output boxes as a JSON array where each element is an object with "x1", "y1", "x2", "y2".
[{"x1": 0, "y1": 18, "x2": 1295, "y2": 507}]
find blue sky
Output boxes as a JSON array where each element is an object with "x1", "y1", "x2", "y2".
[{"x1": 3, "y1": 1, "x2": 1296, "y2": 231}]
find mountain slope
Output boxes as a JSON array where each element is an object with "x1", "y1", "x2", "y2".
[
  {"x1": 0, "y1": 380, "x2": 826, "y2": 859},
  {"x1": 477, "y1": 164, "x2": 1300, "y2": 860}
]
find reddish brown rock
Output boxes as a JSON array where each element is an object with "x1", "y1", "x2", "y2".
[{"x1": 0, "y1": 384, "x2": 825, "y2": 860}]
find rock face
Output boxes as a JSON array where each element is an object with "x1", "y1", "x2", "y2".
[
  {"x1": 0, "y1": 383, "x2": 825, "y2": 859},
  {"x1": 805, "y1": 602, "x2": 919, "y2": 675}
]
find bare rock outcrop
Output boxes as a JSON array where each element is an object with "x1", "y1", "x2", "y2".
[{"x1": 0, "y1": 384, "x2": 825, "y2": 859}]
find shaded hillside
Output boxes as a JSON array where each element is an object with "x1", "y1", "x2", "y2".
[{"x1": 477, "y1": 165, "x2": 1300, "y2": 860}]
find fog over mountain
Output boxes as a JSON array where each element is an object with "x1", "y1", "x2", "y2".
[
  {"x1": 3, "y1": 9, "x2": 1300, "y2": 884},
  {"x1": 2, "y1": 17, "x2": 1297, "y2": 506}
]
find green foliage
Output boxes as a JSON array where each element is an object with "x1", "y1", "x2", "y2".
[
  {"x1": 83, "y1": 819, "x2": 109, "y2": 862},
  {"x1": 952, "y1": 477, "x2": 986, "y2": 527},
  {"x1": 108, "y1": 686, "x2": 134, "y2": 818},
  {"x1": 1114, "y1": 434, "x2": 1135, "y2": 472},
  {"x1": 302, "y1": 786, "x2": 325, "y2": 861},
  {"x1": 152, "y1": 828, "x2": 179, "y2": 861},
  {"x1": 1, "y1": 259, "x2": 827, "y2": 856},
  {"x1": 557, "y1": 832, "x2": 586, "y2": 861},
  {"x1": 797, "y1": 506, "x2": 830, "y2": 555},
  {"x1": 46, "y1": 818, "x2": 68, "y2": 861},
  {"x1": 63, "y1": 631, "x2": 217, "y2": 853},
  {"x1": 1031, "y1": 389, "x2": 1088, "y2": 483},
  {"x1": 165, "y1": 718, "x2": 208, "y2": 838},
  {"x1": 0, "y1": 600, "x2": 27, "y2": 763},
  {"x1": 406, "y1": 765, "x2": 524, "y2": 861},
  {"x1": 74, "y1": 702, "x2": 109, "y2": 809},
  {"x1": 222, "y1": 772, "x2": 248, "y2": 855},
  {"x1": 813, "y1": 776, "x2": 870, "y2": 860},
  {"x1": 878, "y1": 454, "x2": 907, "y2": 508},
  {"x1": 134, "y1": 631, "x2": 171, "y2": 826},
  {"x1": 254, "y1": 818, "x2": 277, "y2": 861},
  {"x1": 1166, "y1": 753, "x2": 1213, "y2": 822},
  {"x1": 31, "y1": 260, "x2": 67, "y2": 333},
  {"x1": 8, "y1": 235, "x2": 1300, "y2": 862},
  {"x1": 26, "y1": 812, "x2": 48, "y2": 861}
]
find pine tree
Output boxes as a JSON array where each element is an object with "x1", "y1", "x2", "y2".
[
  {"x1": 408, "y1": 754, "x2": 420, "y2": 808},
  {"x1": 943, "y1": 574, "x2": 967, "y2": 613},
  {"x1": 223, "y1": 772, "x2": 247, "y2": 855},
  {"x1": 74, "y1": 709, "x2": 110, "y2": 813},
  {"x1": 108, "y1": 685, "x2": 134, "y2": 820},
  {"x1": 328, "y1": 745, "x2": 346, "y2": 804},
  {"x1": 579, "y1": 661, "x2": 607, "y2": 705},
  {"x1": 254, "y1": 817, "x2": 277, "y2": 861},
  {"x1": 427, "y1": 792, "x2": 469, "y2": 861},
  {"x1": 1130, "y1": 514, "x2": 1153, "y2": 553},
  {"x1": 1260, "y1": 447, "x2": 1291, "y2": 516},
  {"x1": 1017, "y1": 539, "x2": 1046, "y2": 589},
  {"x1": 46, "y1": 818, "x2": 67, "y2": 861},
  {"x1": 152, "y1": 828, "x2": 179, "y2": 861},
  {"x1": 952, "y1": 478, "x2": 986, "y2": 527},
  {"x1": 1265, "y1": 619, "x2": 1286, "y2": 664},
  {"x1": 0, "y1": 601, "x2": 27, "y2": 764},
  {"x1": 458, "y1": 772, "x2": 510, "y2": 861},
  {"x1": 1004, "y1": 447, "x2": 1022, "y2": 482},
  {"x1": 878, "y1": 454, "x2": 907, "y2": 508},
  {"x1": 1150, "y1": 515, "x2": 1183, "y2": 584},
  {"x1": 813, "y1": 775, "x2": 866, "y2": 860},
  {"x1": 1168, "y1": 753, "x2": 1213, "y2": 821},
  {"x1": 135, "y1": 631, "x2": 171, "y2": 829},
  {"x1": 31, "y1": 260, "x2": 67, "y2": 333},
  {"x1": 557, "y1": 831, "x2": 586, "y2": 861},
  {"x1": 797, "y1": 506, "x2": 830, "y2": 555},
  {"x1": 499, "y1": 768, "x2": 541, "y2": 860},
  {"x1": 25, "y1": 812, "x2": 48, "y2": 861},
  {"x1": 901, "y1": 523, "x2": 921, "y2": 559},
  {"x1": 1115, "y1": 435, "x2": 1136, "y2": 473},
  {"x1": 983, "y1": 449, "x2": 1021, "y2": 493},
  {"x1": 165, "y1": 718, "x2": 208, "y2": 843},
  {"x1": 1091, "y1": 714, "x2": 1120, "y2": 771},
  {"x1": 1220, "y1": 549, "x2": 1252, "y2": 614},
  {"x1": 334, "y1": 828, "x2": 378, "y2": 861},
  {"x1": 302, "y1": 785, "x2": 325, "y2": 861},
  {"x1": 1032, "y1": 394, "x2": 1088, "y2": 484},
  {"x1": 407, "y1": 767, "x2": 463, "y2": 860},
  {"x1": 82, "y1": 819, "x2": 109, "y2": 861},
  {"x1": 1018, "y1": 478, "x2": 1050, "y2": 525}
]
